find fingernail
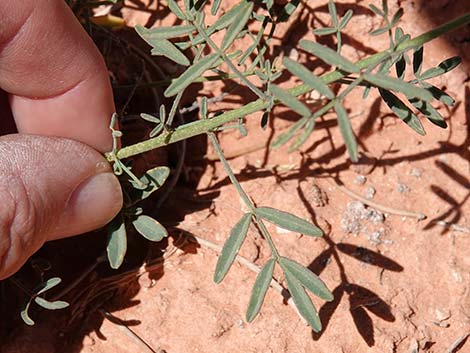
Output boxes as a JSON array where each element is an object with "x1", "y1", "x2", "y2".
[{"x1": 51, "y1": 172, "x2": 123, "y2": 239}]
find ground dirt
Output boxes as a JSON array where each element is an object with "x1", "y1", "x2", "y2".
[{"x1": 1, "y1": 0, "x2": 469, "y2": 352}]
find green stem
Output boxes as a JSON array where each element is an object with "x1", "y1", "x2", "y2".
[
  {"x1": 192, "y1": 19, "x2": 266, "y2": 99},
  {"x1": 208, "y1": 132, "x2": 280, "y2": 259},
  {"x1": 106, "y1": 12, "x2": 470, "y2": 162}
]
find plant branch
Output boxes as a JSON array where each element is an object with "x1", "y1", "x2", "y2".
[
  {"x1": 106, "y1": 12, "x2": 470, "y2": 162},
  {"x1": 208, "y1": 132, "x2": 280, "y2": 259}
]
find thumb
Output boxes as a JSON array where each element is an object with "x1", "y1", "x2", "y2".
[{"x1": 0, "y1": 134, "x2": 123, "y2": 279}]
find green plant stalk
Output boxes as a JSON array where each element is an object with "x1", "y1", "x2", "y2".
[
  {"x1": 106, "y1": 12, "x2": 470, "y2": 162},
  {"x1": 207, "y1": 132, "x2": 280, "y2": 259},
  {"x1": 192, "y1": 19, "x2": 266, "y2": 99}
]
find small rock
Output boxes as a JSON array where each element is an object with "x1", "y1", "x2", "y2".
[
  {"x1": 397, "y1": 183, "x2": 410, "y2": 193},
  {"x1": 354, "y1": 175, "x2": 367, "y2": 185},
  {"x1": 410, "y1": 168, "x2": 422, "y2": 178},
  {"x1": 311, "y1": 183, "x2": 328, "y2": 207},
  {"x1": 364, "y1": 186, "x2": 376, "y2": 199},
  {"x1": 341, "y1": 201, "x2": 384, "y2": 234},
  {"x1": 366, "y1": 208, "x2": 385, "y2": 224},
  {"x1": 368, "y1": 231, "x2": 382, "y2": 244}
]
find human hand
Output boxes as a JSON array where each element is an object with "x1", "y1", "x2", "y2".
[{"x1": 0, "y1": 0, "x2": 123, "y2": 279}]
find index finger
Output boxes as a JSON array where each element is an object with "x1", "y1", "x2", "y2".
[{"x1": 0, "y1": 0, "x2": 115, "y2": 152}]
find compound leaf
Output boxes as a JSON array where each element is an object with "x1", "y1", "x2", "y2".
[
  {"x1": 214, "y1": 213, "x2": 252, "y2": 283},
  {"x1": 300, "y1": 40, "x2": 360, "y2": 73},
  {"x1": 246, "y1": 258, "x2": 275, "y2": 322},
  {"x1": 255, "y1": 207, "x2": 323, "y2": 237},
  {"x1": 165, "y1": 53, "x2": 219, "y2": 97},
  {"x1": 284, "y1": 270, "x2": 322, "y2": 332},
  {"x1": 279, "y1": 257, "x2": 333, "y2": 301},
  {"x1": 334, "y1": 100, "x2": 358, "y2": 162},
  {"x1": 133, "y1": 215, "x2": 168, "y2": 242}
]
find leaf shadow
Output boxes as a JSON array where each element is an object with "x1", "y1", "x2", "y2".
[{"x1": 336, "y1": 243, "x2": 404, "y2": 272}]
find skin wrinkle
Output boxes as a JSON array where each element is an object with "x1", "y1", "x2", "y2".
[
  {"x1": 0, "y1": 135, "x2": 122, "y2": 278},
  {"x1": 0, "y1": 178, "x2": 39, "y2": 279},
  {"x1": 0, "y1": 0, "x2": 101, "y2": 97}
]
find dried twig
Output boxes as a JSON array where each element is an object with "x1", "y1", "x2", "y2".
[
  {"x1": 331, "y1": 179, "x2": 426, "y2": 220},
  {"x1": 100, "y1": 309, "x2": 162, "y2": 353},
  {"x1": 446, "y1": 333, "x2": 469, "y2": 353}
]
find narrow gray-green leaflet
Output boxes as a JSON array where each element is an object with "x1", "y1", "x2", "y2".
[
  {"x1": 136, "y1": 26, "x2": 190, "y2": 66},
  {"x1": 328, "y1": 0, "x2": 338, "y2": 27},
  {"x1": 271, "y1": 117, "x2": 308, "y2": 149},
  {"x1": 271, "y1": 85, "x2": 311, "y2": 117},
  {"x1": 334, "y1": 100, "x2": 358, "y2": 162},
  {"x1": 165, "y1": 53, "x2": 219, "y2": 97},
  {"x1": 279, "y1": 257, "x2": 333, "y2": 301},
  {"x1": 283, "y1": 57, "x2": 334, "y2": 99},
  {"x1": 419, "y1": 56, "x2": 461, "y2": 80},
  {"x1": 211, "y1": 0, "x2": 222, "y2": 15},
  {"x1": 300, "y1": 40, "x2": 360, "y2": 73},
  {"x1": 284, "y1": 270, "x2": 322, "y2": 332},
  {"x1": 255, "y1": 207, "x2": 323, "y2": 237},
  {"x1": 288, "y1": 118, "x2": 315, "y2": 152},
  {"x1": 20, "y1": 302, "x2": 34, "y2": 326},
  {"x1": 132, "y1": 215, "x2": 168, "y2": 242},
  {"x1": 409, "y1": 98, "x2": 447, "y2": 128},
  {"x1": 107, "y1": 217, "x2": 127, "y2": 269},
  {"x1": 379, "y1": 88, "x2": 426, "y2": 135},
  {"x1": 168, "y1": 0, "x2": 186, "y2": 20},
  {"x1": 135, "y1": 24, "x2": 195, "y2": 40},
  {"x1": 313, "y1": 27, "x2": 336, "y2": 35},
  {"x1": 221, "y1": 1, "x2": 253, "y2": 51},
  {"x1": 214, "y1": 213, "x2": 252, "y2": 283},
  {"x1": 246, "y1": 258, "x2": 275, "y2": 322},
  {"x1": 363, "y1": 73, "x2": 433, "y2": 101},
  {"x1": 34, "y1": 297, "x2": 69, "y2": 310},
  {"x1": 130, "y1": 166, "x2": 170, "y2": 201},
  {"x1": 36, "y1": 277, "x2": 62, "y2": 295},
  {"x1": 339, "y1": 9, "x2": 354, "y2": 30}
]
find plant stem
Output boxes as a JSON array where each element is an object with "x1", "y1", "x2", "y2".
[
  {"x1": 208, "y1": 132, "x2": 280, "y2": 259},
  {"x1": 192, "y1": 20, "x2": 266, "y2": 99},
  {"x1": 106, "y1": 12, "x2": 470, "y2": 162}
]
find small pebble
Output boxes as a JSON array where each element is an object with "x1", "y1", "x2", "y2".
[
  {"x1": 364, "y1": 186, "x2": 376, "y2": 199},
  {"x1": 410, "y1": 168, "x2": 422, "y2": 178},
  {"x1": 397, "y1": 183, "x2": 410, "y2": 193},
  {"x1": 369, "y1": 231, "x2": 382, "y2": 244},
  {"x1": 354, "y1": 175, "x2": 367, "y2": 185}
]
